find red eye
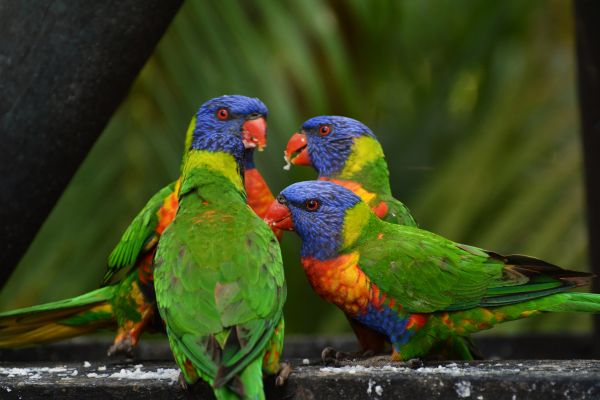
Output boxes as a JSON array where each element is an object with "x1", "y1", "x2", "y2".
[
  {"x1": 217, "y1": 108, "x2": 229, "y2": 120},
  {"x1": 319, "y1": 125, "x2": 331, "y2": 136},
  {"x1": 305, "y1": 199, "x2": 319, "y2": 211}
]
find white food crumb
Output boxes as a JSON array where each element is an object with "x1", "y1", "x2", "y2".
[
  {"x1": 375, "y1": 385, "x2": 383, "y2": 396},
  {"x1": 302, "y1": 359, "x2": 310, "y2": 365},
  {"x1": 71, "y1": 370, "x2": 78, "y2": 376},
  {"x1": 321, "y1": 365, "x2": 379, "y2": 374},
  {"x1": 283, "y1": 152, "x2": 291, "y2": 170},
  {"x1": 367, "y1": 379, "x2": 375, "y2": 395},
  {"x1": 108, "y1": 367, "x2": 179, "y2": 383},
  {"x1": 98, "y1": 366, "x2": 107, "y2": 371},
  {"x1": 83, "y1": 361, "x2": 91, "y2": 368},
  {"x1": 455, "y1": 381, "x2": 471, "y2": 398}
]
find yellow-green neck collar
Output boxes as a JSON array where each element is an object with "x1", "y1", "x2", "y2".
[
  {"x1": 341, "y1": 201, "x2": 373, "y2": 250},
  {"x1": 337, "y1": 136, "x2": 385, "y2": 179},
  {"x1": 181, "y1": 150, "x2": 244, "y2": 193}
]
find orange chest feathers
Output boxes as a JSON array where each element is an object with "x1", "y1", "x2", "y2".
[{"x1": 301, "y1": 253, "x2": 378, "y2": 316}]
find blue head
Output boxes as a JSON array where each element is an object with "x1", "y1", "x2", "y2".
[
  {"x1": 265, "y1": 181, "x2": 363, "y2": 260},
  {"x1": 285, "y1": 116, "x2": 377, "y2": 176},
  {"x1": 190, "y1": 95, "x2": 269, "y2": 163}
]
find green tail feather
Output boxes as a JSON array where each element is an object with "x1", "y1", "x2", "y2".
[
  {"x1": 214, "y1": 387, "x2": 240, "y2": 400},
  {"x1": 538, "y1": 292, "x2": 600, "y2": 313},
  {"x1": 494, "y1": 292, "x2": 600, "y2": 318},
  {"x1": 0, "y1": 286, "x2": 117, "y2": 348},
  {"x1": 214, "y1": 356, "x2": 264, "y2": 400},
  {"x1": 447, "y1": 292, "x2": 600, "y2": 337}
]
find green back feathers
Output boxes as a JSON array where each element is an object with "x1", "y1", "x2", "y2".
[
  {"x1": 353, "y1": 216, "x2": 593, "y2": 313},
  {"x1": 155, "y1": 157, "x2": 284, "y2": 391}
]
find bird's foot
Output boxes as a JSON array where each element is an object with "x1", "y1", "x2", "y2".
[
  {"x1": 275, "y1": 362, "x2": 292, "y2": 386},
  {"x1": 356, "y1": 355, "x2": 423, "y2": 369},
  {"x1": 403, "y1": 358, "x2": 424, "y2": 369},
  {"x1": 321, "y1": 346, "x2": 375, "y2": 365},
  {"x1": 107, "y1": 337, "x2": 134, "y2": 358}
]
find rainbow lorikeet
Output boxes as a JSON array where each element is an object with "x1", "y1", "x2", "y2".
[
  {"x1": 266, "y1": 181, "x2": 600, "y2": 362},
  {"x1": 154, "y1": 97, "x2": 286, "y2": 398},
  {"x1": 0, "y1": 95, "x2": 279, "y2": 359},
  {"x1": 283, "y1": 116, "x2": 476, "y2": 359}
]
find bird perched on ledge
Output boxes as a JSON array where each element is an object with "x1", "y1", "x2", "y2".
[
  {"x1": 266, "y1": 180, "x2": 599, "y2": 362},
  {"x1": 284, "y1": 116, "x2": 479, "y2": 360},
  {"x1": 0, "y1": 95, "x2": 280, "y2": 361},
  {"x1": 154, "y1": 97, "x2": 286, "y2": 398}
]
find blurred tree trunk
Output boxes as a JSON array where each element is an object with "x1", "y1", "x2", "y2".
[
  {"x1": 0, "y1": 0, "x2": 182, "y2": 288},
  {"x1": 574, "y1": 0, "x2": 600, "y2": 351}
]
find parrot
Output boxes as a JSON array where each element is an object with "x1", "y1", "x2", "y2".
[
  {"x1": 153, "y1": 96, "x2": 286, "y2": 399},
  {"x1": 283, "y1": 116, "x2": 479, "y2": 360},
  {"x1": 265, "y1": 180, "x2": 600, "y2": 363},
  {"x1": 0, "y1": 95, "x2": 279, "y2": 359}
]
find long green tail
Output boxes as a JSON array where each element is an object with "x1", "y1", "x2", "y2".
[
  {"x1": 448, "y1": 292, "x2": 600, "y2": 335},
  {"x1": 214, "y1": 356, "x2": 265, "y2": 400},
  {"x1": 399, "y1": 292, "x2": 600, "y2": 360},
  {"x1": 0, "y1": 286, "x2": 117, "y2": 348}
]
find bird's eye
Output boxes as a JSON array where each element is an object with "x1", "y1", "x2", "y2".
[
  {"x1": 277, "y1": 194, "x2": 287, "y2": 204},
  {"x1": 305, "y1": 199, "x2": 319, "y2": 211},
  {"x1": 216, "y1": 108, "x2": 229, "y2": 120},
  {"x1": 318, "y1": 125, "x2": 331, "y2": 136}
]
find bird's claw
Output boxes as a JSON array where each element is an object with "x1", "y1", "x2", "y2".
[
  {"x1": 275, "y1": 362, "x2": 292, "y2": 386},
  {"x1": 321, "y1": 346, "x2": 375, "y2": 365},
  {"x1": 404, "y1": 358, "x2": 424, "y2": 369},
  {"x1": 321, "y1": 346, "x2": 341, "y2": 366},
  {"x1": 107, "y1": 337, "x2": 134, "y2": 358}
]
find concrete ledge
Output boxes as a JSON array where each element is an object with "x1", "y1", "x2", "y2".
[
  {"x1": 0, "y1": 359, "x2": 599, "y2": 399},
  {"x1": 1, "y1": 336, "x2": 598, "y2": 399}
]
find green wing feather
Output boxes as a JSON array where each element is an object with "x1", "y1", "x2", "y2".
[
  {"x1": 358, "y1": 218, "x2": 591, "y2": 313},
  {"x1": 155, "y1": 169, "x2": 285, "y2": 390},
  {"x1": 104, "y1": 181, "x2": 177, "y2": 283}
]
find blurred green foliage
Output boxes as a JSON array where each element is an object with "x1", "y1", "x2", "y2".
[{"x1": 0, "y1": 0, "x2": 588, "y2": 335}]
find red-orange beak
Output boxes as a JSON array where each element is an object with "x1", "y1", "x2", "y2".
[
  {"x1": 285, "y1": 132, "x2": 311, "y2": 166},
  {"x1": 242, "y1": 116, "x2": 267, "y2": 151},
  {"x1": 264, "y1": 200, "x2": 294, "y2": 231}
]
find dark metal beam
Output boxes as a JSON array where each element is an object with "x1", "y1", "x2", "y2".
[
  {"x1": 0, "y1": 0, "x2": 183, "y2": 286},
  {"x1": 574, "y1": 0, "x2": 600, "y2": 351}
]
